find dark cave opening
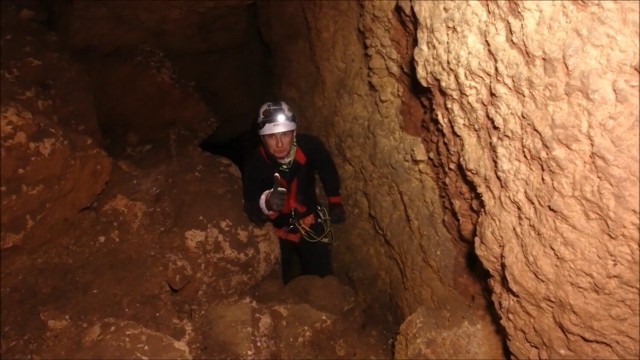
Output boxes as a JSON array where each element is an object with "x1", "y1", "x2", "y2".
[{"x1": 42, "y1": 0, "x2": 274, "y2": 162}]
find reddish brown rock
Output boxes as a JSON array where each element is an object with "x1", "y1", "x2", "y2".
[
  {"x1": 395, "y1": 305, "x2": 504, "y2": 359},
  {"x1": 73, "y1": 318, "x2": 191, "y2": 359},
  {"x1": 1, "y1": 3, "x2": 111, "y2": 250},
  {"x1": 1, "y1": 103, "x2": 111, "y2": 249},
  {"x1": 413, "y1": 1, "x2": 639, "y2": 358},
  {"x1": 4, "y1": 1, "x2": 636, "y2": 359}
]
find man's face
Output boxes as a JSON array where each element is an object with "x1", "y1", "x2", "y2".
[{"x1": 262, "y1": 130, "x2": 295, "y2": 160}]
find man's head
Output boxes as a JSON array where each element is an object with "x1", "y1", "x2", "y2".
[{"x1": 257, "y1": 101, "x2": 297, "y2": 160}]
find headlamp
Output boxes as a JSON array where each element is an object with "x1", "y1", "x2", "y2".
[
  {"x1": 257, "y1": 101, "x2": 297, "y2": 135},
  {"x1": 258, "y1": 109, "x2": 287, "y2": 130}
]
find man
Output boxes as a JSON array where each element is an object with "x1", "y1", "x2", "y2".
[{"x1": 242, "y1": 101, "x2": 346, "y2": 284}]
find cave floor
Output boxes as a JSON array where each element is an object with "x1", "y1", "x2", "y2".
[{"x1": 0, "y1": 157, "x2": 395, "y2": 358}]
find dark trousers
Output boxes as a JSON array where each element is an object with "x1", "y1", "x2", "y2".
[{"x1": 279, "y1": 238, "x2": 333, "y2": 285}]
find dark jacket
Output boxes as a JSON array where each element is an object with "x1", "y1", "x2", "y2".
[{"x1": 242, "y1": 133, "x2": 342, "y2": 241}]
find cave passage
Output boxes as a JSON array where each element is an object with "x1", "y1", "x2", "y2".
[
  {"x1": 6, "y1": 1, "x2": 636, "y2": 359},
  {"x1": 1, "y1": 1, "x2": 507, "y2": 358}
]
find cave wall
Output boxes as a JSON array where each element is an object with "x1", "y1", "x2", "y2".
[
  {"x1": 259, "y1": 0, "x2": 639, "y2": 359},
  {"x1": 413, "y1": 1, "x2": 639, "y2": 358},
  {"x1": 1, "y1": 3, "x2": 111, "y2": 250},
  {"x1": 258, "y1": 0, "x2": 476, "y2": 316},
  {"x1": 46, "y1": 0, "x2": 270, "y2": 141},
  {"x1": 4, "y1": 1, "x2": 637, "y2": 358}
]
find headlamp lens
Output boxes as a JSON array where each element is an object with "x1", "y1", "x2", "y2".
[{"x1": 258, "y1": 107, "x2": 286, "y2": 130}]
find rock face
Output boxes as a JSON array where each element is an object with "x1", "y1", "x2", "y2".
[
  {"x1": 0, "y1": 4, "x2": 391, "y2": 358},
  {"x1": 73, "y1": 318, "x2": 191, "y2": 360},
  {"x1": 394, "y1": 305, "x2": 504, "y2": 359},
  {"x1": 258, "y1": 2, "x2": 503, "y2": 357},
  {"x1": 201, "y1": 275, "x2": 389, "y2": 359},
  {"x1": 258, "y1": 0, "x2": 462, "y2": 315},
  {"x1": 82, "y1": 46, "x2": 215, "y2": 158},
  {"x1": 413, "y1": 2, "x2": 639, "y2": 358},
  {"x1": 2, "y1": 1, "x2": 638, "y2": 359},
  {"x1": 260, "y1": 1, "x2": 639, "y2": 359},
  {"x1": 1, "y1": 4, "x2": 111, "y2": 249},
  {"x1": 47, "y1": 0, "x2": 271, "y2": 139},
  {"x1": 0, "y1": 104, "x2": 111, "y2": 249},
  {"x1": 47, "y1": 1, "x2": 255, "y2": 54}
]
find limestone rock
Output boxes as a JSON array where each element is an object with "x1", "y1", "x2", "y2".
[
  {"x1": 1, "y1": 3, "x2": 111, "y2": 249},
  {"x1": 413, "y1": 1, "x2": 639, "y2": 358},
  {"x1": 201, "y1": 299, "x2": 275, "y2": 359},
  {"x1": 94, "y1": 148, "x2": 280, "y2": 299},
  {"x1": 47, "y1": 1, "x2": 255, "y2": 54},
  {"x1": 201, "y1": 298, "x2": 337, "y2": 359},
  {"x1": 73, "y1": 318, "x2": 191, "y2": 359},
  {"x1": 43, "y1": 0, "x2": 269, "y2": 141},
  {"x1": 1, "y1": 1, "x2": 103, "y2": 141},
  {"x1": 283, "y1": 275, "x2": 357, "y2": 316},
  {"x1": 0, "y1": 104, "x2": 111, "y2": 249},
  {"x1": 395, "y1": 306, "x2": 504, "y2": 359},
  {"x1": 83, "y1": 46, "x2": 215, "y2": 159}
]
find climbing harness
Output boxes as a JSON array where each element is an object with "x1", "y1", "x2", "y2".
[{"x1": 290, "y1": 206, "x2": 334, "y2": 243}]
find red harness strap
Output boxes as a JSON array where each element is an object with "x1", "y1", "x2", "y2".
[{"x1": 274, "y1": 227, "x2": 301, "y2": 242}]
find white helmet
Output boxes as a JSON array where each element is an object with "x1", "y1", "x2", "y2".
[{"x1": 257, "y1": 101, "x2": 297, "y2": 135}]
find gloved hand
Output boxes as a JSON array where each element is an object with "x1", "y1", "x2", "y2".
[
  {"x1": 329, "y1": 203, "x2": 346, "y2": 224},
  {"x1": 267, "y1": 173, "x2": 287, "y2": 212},
  {"x1": 267, "y1": 187, "x2": 287, "y2": 212}
]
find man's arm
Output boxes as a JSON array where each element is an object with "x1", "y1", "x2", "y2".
[
  {"x1": 308, "y1": 136, "x2": 341, "y2": 200},
  {"x1": 304, "y1": 135, "x2": 345, "y2": 223}
]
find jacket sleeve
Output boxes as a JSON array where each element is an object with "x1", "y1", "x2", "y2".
[
  {"x1": 242, "y1": 150, "x2": 271, "y2": 225},
  {"x1": 308, "y1": 135, "x2": 343, "y2": 205}
]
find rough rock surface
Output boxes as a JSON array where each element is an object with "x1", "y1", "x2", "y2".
[
  {"x1": 82, "y1": 45, "x2": 216, "y2": 160},
  {"x1": 1, "y1": 145, "x2": 279, "y2": 357},
  {"x1": 395, "y1": 304, "x2": 504, "y2": 360},
  {"x1": 202, "y1": 299, "x2": 336, "y2": 359},
  {"x1": 47, "y1": 0, "x2": 270, "y2": 139},
  {"x1": 1, "y1": 3, "x2": 111, "y2": 249},
  {"x1": 73, "y1": 318, "x2": 191, "y2": 359},
  {"x1": 0, "y1": 4, "x2": 392, "y2": 358},
  {"x1": 0, "y1": 104, "x2": 111, "y2": 249},
  {"x1": 261, "y1": 1, "x2": 638, "y2": 359},
  {"x1": 413, "y1": 1, "x2": 639, "y2": 358},
  {"x1": 259, "y1": 0, "x2": 468, "y2": 314},
  {"x1": 4, "y1": 1, "x2": 637, "y2": 358},
  {"x1": 0, "y1": 2, "x2": 103, "y2": 140},
  {"x1": 258, "y1": 3, "x2": 503, "y2": 358},
  {"x1": 47, "y1": 0, "x2": 254, "y2": 54},
  {"x1": 209, "y1": 274, "x2": 391, "y2": 360}
]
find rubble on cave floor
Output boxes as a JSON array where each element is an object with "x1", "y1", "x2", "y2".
[{"x1": 1, "y1": 144, "x2": 393, "y2": 359}]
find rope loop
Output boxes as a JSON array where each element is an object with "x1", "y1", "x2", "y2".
[{"x1": 291, "y1": 206, "x2": 334, "y2": 243}]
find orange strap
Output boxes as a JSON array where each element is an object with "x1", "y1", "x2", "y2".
[
  {"x1": 274, "y1": 227, "x2": 301, "y2": 243},
  {"x1": 327, "y1": 196, "x2": 342, "y2": 204}
]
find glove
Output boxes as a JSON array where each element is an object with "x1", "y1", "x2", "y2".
[
  {"x1": 266, "y1": 173, "x2": 287, "y2": 212},
  {"x1": 267, "y1": 188, "x2": 287, "y2": 212},
  {"x1": 329, "y1": 203, "x2": 346, "y2": 224}
]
